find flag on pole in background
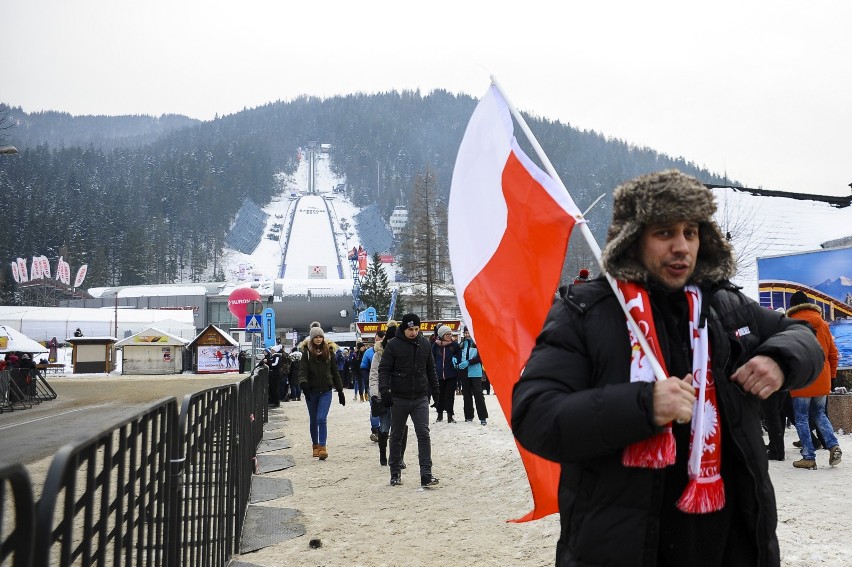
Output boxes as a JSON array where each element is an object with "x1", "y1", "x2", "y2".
[
  {"x1": 387, "y1": 288, "x2": 398, "y2": 321},
  {"x1": 74, "y1": 264, "x2": 88, "y2": 288},
  {"x1": 17, "y1": 258, "x2": 28, "y2": 283},
  {"x1": 448, "y1": 85, "x2": 584, "y2": 522}
]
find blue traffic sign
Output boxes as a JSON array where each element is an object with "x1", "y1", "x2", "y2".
[{"x1": 245, "y1": 314, "x2": 262, "y2": 333}]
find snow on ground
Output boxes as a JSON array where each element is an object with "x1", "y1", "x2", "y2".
[{"x1": 234, "y1": 393, "x2": 852, "y2": 567}]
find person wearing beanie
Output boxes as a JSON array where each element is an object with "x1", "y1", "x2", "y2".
[
  {"x1": 368, "y1": 322, "x2": 409, "y2": 467},
  {"x1": 512, "y1": 169, "x2": 824, "y2": 566},
  {"x1": 432, "y1": 324, "x2": 461, "y2": 423},
  {"x1": 789, "y1": 290, "x2": 809, "y2": 307},
  {"x1": 573, "y1": 268, "x2": 591, "y2": 284},
  {"x1": 378, "y1": 313, "x2": 440, "y2": 487},
  {"x1": 298, "y1": 323, "x2": 345, "y2": 461},
  {"x1": 786, "y1": 292, "x2": 841, "y2": 470}
]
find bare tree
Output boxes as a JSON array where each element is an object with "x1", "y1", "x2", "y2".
[
  {"x1": 396, "y1": 168, "x2": 450, "y2": 318},
  {"x1": 712, "y1": 187, "x2": 770, "y2": 285}
]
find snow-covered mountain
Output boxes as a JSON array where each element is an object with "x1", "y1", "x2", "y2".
[{"x1": 219, "y1": 150, "x2": 360, "y2": 284}]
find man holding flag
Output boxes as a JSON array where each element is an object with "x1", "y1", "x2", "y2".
[{"x1": 512, "y1": 170, "x2": 823, "y2": 566}]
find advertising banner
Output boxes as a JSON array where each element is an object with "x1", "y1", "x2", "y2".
[
  {"x1": 74, "y1": 264, "x2": 88, "y2": 288},
  {"x1": 17, "y1": 258, "x2": 28, "y2": 282},
  {"x1": 197, "y1": 345, "x2": 239, "y2": 373},
  {"x1": 758, "y1": 246, "x2": 852, "y2": 368}
]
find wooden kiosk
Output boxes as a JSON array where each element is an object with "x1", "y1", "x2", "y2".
[{"x1": 66, "y1": 336, "x2": 118, "y2": 374}]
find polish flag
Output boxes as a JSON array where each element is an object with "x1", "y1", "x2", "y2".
[{"x1": 449, "y1": 85, "x2": 584, "y2": 522}]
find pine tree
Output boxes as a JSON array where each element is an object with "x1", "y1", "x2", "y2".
[
  {"x1": 396, "y1": 168, "x2": 450, "y2": 318},
  {"x1": 360, "y1": 252, "x2": 393, "y2": 318}
]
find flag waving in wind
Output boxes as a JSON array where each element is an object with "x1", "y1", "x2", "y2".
[{"x1": 448, "y1": 85, "x2": 585, "y2": 521}]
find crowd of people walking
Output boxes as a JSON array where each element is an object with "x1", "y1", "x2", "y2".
[{"x1": 255, "y1": 314, "x2": 496, "y2": 489}]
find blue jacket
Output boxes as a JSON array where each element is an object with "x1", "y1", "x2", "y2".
[
  {"x1": 360, "y1": 347, "x2": 375, "y2": 370},
  {"x1": 431, "y1": 340, "x2": 460, "y2": 381},
  {"x1": 456, "y1": 338, "x2": 482, "y2": 378}
]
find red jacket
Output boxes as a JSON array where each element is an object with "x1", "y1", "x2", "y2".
[{"x1": 788, "y1": 303, "x2": 838, "y2": 398}]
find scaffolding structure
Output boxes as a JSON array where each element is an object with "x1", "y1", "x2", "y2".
[{"x1": 15, "y1": 279, "x2": 91, "y2": 307}]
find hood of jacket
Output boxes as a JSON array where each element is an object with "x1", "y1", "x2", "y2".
[{"x1": 786, "y1": 302, "x2": 822, "y2": 319}]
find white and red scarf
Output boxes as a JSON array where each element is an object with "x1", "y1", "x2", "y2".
[{"x1": 617, "y1": 281, "x2": 725, "y2": 514}]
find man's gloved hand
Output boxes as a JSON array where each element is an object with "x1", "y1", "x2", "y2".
[
  {"x1": 381, "y1": 389, "x2": 394, "y2": 408},
  {"x1": 337, "y1": 389, "x2": 346, "y2": 406}
]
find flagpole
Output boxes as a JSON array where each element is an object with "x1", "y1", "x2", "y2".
[{"x1": 489, "y1": 75, "x2": 669, "y2": 383}]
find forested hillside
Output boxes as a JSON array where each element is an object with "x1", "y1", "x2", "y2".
[{"x1": 0, "y1": 92, "x2": 736, "y2": 304}]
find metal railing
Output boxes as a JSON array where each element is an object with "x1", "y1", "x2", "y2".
[
  {"x1": 0, "y1": 369, "x2": 57, "y2": 413},
  {"x1": 0, "y1": 370, "x2": 269, "y2": 566},
  {"x1": 0, "y1": 463, "x2": 34, "y2": 567}
]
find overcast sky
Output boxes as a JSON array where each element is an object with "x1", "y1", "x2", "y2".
[{"x1": 5, "y1": 1, "x2": 851, "y2": 196}]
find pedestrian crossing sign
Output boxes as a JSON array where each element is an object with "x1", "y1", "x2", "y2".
[{"x1": 245, "y1": 314, "x2": 262, "y2": 333}]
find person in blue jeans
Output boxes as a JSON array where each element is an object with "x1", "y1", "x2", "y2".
[
  {"x1": 360, "y1": 335, "x2": 380, "y2": 402},
  {"x1": 787, "y1": 290, "x2": 842, "y2": 469},
  {"x1": 353, "y1": 342, "x2": 367, "y2": 402},
  {"x1": 298, "y1": 323, "x2": 345, "y2": 461},
  {"x1": 363, "y1": 330, "x2": 385, "y2": 439}
]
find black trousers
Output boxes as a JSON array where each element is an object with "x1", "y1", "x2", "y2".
[
  {"x1": 389, "y1": 396, "x2": 432, "y2": 478},
  {"x1": 461, "y1": 377, "x2": 488, "y2": 421},
  {"x1": 437, "y1": 377, "x2": 457, "y2": 418},
  {"x1": 761, "y1": 389, "x2": 787, "y2": 457},
  {"x1": 268, "y1": 370, "x2": 281, "y2": 405}
]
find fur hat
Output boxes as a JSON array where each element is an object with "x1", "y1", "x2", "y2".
[
  {"x1": 601, "y1": 169, "x2": 736, "y2": 285},
  {"x1": 400, "y1": 313, "x2": 421, "y2": 329},
  {"x1": 790, "y1": 291, "x2": 809, "y2": 307},
  {"x1": 436, "y1": 325, "x2": 452, "y2": 338},
  {"x1": 309, "y1": 325, "x2": 325, "y2": 340}
]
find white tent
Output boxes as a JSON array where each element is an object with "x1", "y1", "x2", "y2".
[
  {"x1": 0, "y1": 306, "x2": 197, "y2": 343},
  {"x1": 0, "y1": 325, "x2": 49, "y2": 354}
]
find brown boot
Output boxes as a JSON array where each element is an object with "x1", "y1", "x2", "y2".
[
  {"x1": 312, "y1": 443, "x2": 320, "y2": 458},
  {"x1": 318, "y1": 445, "x2": 328, "y2": 460}
]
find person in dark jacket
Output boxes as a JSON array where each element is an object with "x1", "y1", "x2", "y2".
[
  {"x1": 512, "y1": 169, "x2": 823, "y2": 567},
  {"x1": 298, "y1": 323, "x2": 345, "y2": 461},
  {"x1": 432, "y1": 325, "x2": 460, "y2": 422},
  {"x1": 378, "y1": 313, "x2": 440, "y2": 487},
  {"x1": 237, "y1": 350, "x2": 247, "y2": 374},
  {"x1": 288, "y1": 348, "x2": 302, "y2": 401}
]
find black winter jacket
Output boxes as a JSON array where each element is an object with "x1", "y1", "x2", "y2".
[
  {"x1": 512, "y1": 280, "x2": 823, "y2": 567},
  {"x1": 378, "y1": 333, "x2": 438, "y2": 400}
]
